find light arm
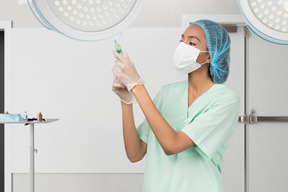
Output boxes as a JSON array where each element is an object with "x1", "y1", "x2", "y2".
[
  {"x1": 131, "y1": 85, "x2": 195, "y2": 155},
  {"x1": 121, "y1": 102, "x2": 147, "y2": 162}
]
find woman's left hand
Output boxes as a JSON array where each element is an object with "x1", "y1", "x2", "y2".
[
  {"x1": 112, "y1": 78, "x2": 135, "y2": 104},
  {"x1": 112, "y1": 51, "x2": 144, "y2": 91}
]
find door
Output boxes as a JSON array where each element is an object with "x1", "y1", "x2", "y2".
[
  {"x1": 247, "y1": 30, "x2": 288, "y2": 191},
  {"x1": 0, "y1": 30, "x2": 5, "y2": 192}
]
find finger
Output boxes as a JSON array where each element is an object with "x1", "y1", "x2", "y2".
[
  {"x1": 114, "y1": 78, "x2": 125, "y2": 87},
  {"x1": 112, "y1": 50, "x2": 126, "y2": 63},
  {"x1": 115, "y1": 61, "x2": 128, "y2": 70},
  {"x1": 112, "y1": 65, "x2": 121, "y2": 77},
  {"x1": 112, "y1": 86, "x2": 121, "y2": 92},
  {"x1": 113, "y1": 80, "x2": 125, "y2": 88},
  {"x1": 122, "y1": 51, "x2": 129, "y2": 60},
  {"x1": 112, "y1": 78, "x2": 125, "y2": 89},
  {"x1": 112, "y1": 67, "x2": 126, "y2": 82},
  {"x1": 112, "y1": 65, "x2": 128, "y2": 79},
  {"x1": 115, "y1": 59, "x2": 124, "y2": 67},
  {"x1": 112, "y1": 82, "x2": 123, "y2": 88}
]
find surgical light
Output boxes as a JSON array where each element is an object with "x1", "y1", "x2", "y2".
[
  {"x1": 27, "y1": 0, "x2": 143, "y2": 41},
  {"x1": 238, "y1": 0, "x2": 288, "y2": 45}
]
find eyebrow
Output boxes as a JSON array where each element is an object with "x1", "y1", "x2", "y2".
[{"x1": 181, "y1": 34, "x2": 201, "y2": 42}]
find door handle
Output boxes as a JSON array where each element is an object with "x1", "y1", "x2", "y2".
[{"x1": 239, "y1": 109, "x2": 288, "y2": 124}]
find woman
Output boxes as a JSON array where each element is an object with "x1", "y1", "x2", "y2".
[{"x1": 112, "y1": 20, "x2": 240, "y2": 192}]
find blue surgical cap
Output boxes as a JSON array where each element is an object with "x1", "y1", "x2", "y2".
[{"x1": 191, "y1": 20, "x2": 231, "y2": 84}]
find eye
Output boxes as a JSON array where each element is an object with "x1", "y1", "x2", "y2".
[
  {"x1": 189, "y1": 42, "x2": 196, "y2": 46},
  {"x1": 179, "y1": 40, "x2": 183, "y2": 42}
]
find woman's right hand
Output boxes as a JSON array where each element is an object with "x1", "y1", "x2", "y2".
[{"x1": 112, "y1": 78, "x2": 135, "y2": 104}]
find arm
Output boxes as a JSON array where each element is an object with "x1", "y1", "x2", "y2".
[
  {"x1": 121, "y1": 102, "x2": 147, "y2": 162},
  {"x1": 112, "y1": 51, "x2": 194, "y2": 155},
  {"x1": 131, "y1": 85, "x2": 195, "y2": 155},
  {"x1": 111, "y1": 78, "x2": 146, "y2": 162}
]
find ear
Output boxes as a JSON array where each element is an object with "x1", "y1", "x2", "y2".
[{"x1": 206, "y1": 54, "x2": 211, "y2": 64}]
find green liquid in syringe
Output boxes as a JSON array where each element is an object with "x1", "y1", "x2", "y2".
[{"x1": 114, "y1": 39, "x2": 122, "y2": 54}]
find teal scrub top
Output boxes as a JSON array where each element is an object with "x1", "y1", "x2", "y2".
[{"x1": 137, "y1": 80, "x2": 240, "y2": 192}]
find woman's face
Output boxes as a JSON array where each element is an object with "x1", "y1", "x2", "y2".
[{"x1": 180, "y1": 25, "x2": 211, "y2": 64}]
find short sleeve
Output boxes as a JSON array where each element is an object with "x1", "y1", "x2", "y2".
[
  {"x1": 136, "y1": 85, "x2": 169, "y2": 144},
  {"x1": 181, "y1": 93, "x2": 240, "y2": 160},
  {"x1": 137, "y1": 119, "x2": 150, "y2": 144}
]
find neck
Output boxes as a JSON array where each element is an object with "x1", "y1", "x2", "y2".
[{"x1": 187, "y1": 66, "x2": 215, "y2": 96}]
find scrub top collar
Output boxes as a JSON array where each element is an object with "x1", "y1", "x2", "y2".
[{"x1": 184, "y1": 80, "x2": 219, "y2": 117}]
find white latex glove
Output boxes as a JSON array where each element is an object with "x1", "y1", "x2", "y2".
[
  {"x1": 112, "y1": 78, "x2": 135, "y2": 104},
  {"x1": 112, "y1": 51, "x2": 144, "y2": 91}
]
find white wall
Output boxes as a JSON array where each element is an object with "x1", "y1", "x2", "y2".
[{"x1": 8, "y1": 27, "x2": 184, "y2": 174}]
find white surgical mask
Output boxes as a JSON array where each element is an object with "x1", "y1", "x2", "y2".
[{"x1": 174, "y1": 42, "x2": 208, "y2": 75}]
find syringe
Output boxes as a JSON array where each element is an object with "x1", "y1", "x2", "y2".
[{"x1": 114, "y1": 39, "x2": 122, "y2": 54}]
